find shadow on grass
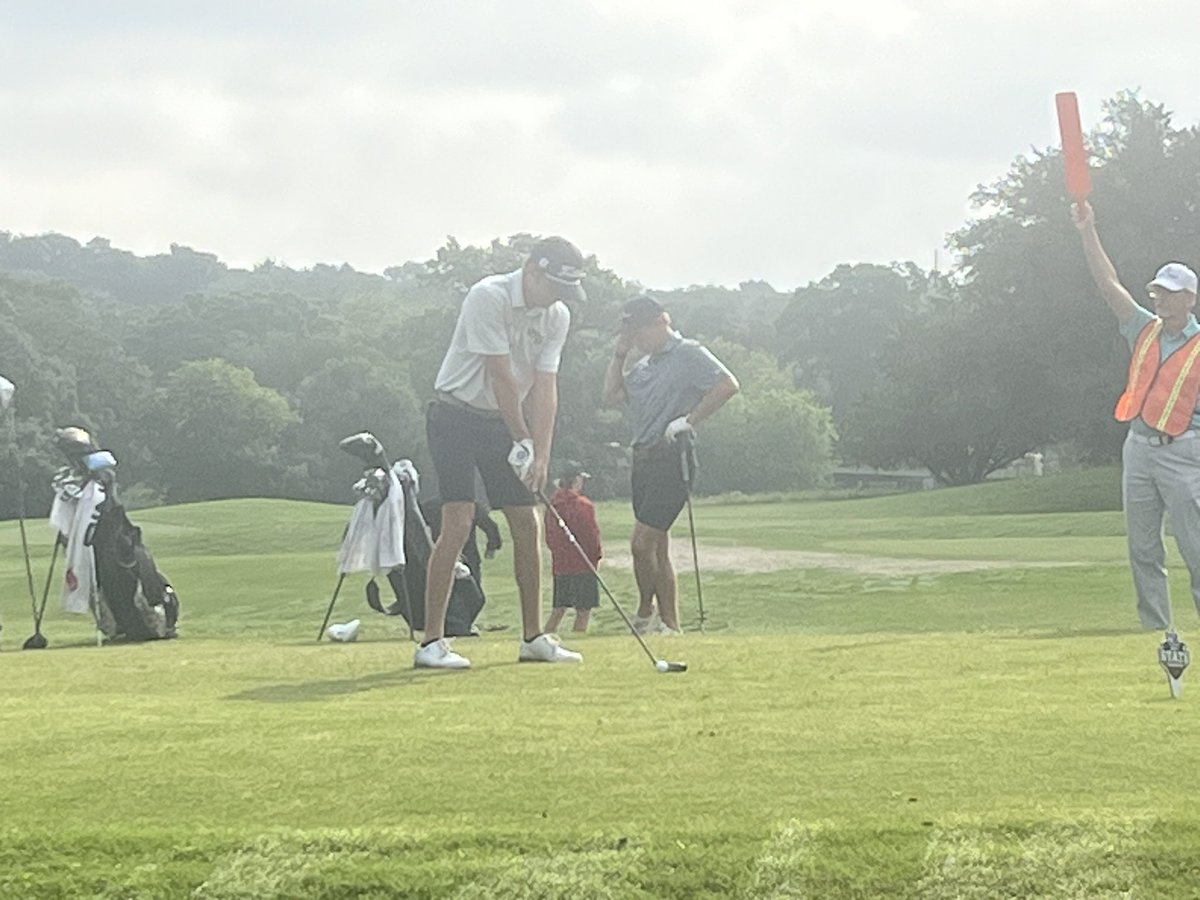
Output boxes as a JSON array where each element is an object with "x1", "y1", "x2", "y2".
[
  {"x1": 225, "y1": 661, "x2": 525, "y2": 703},
  {"x1": 998, "y1": 626, "x2": 1149, "y2": 641},
  {"x1": 807, "y1": 637, "x2": 912, "y2": 654}
]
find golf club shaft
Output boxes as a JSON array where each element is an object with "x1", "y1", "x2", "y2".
[
  {"x1": 536, "y1": 489, "x2": 659, "y2": 667},
  {"x1": 679, "y1": 434, "x2": 706, "y2": 631},
  {"x1": 316, "y1": 573, "x2": 347, "y2": 642},
  {"x1": 32, "y1": 538, "x2": 61, "y2": 632},
  {"x1": 16, "y1": 514, "x2": 38, "y2": 619},
  {"x1": 7, "y1": 406, "x2": 39, "y2": 617},
  {"x1": 683, "y1": 493, "x2": 706, "y2": 631}
]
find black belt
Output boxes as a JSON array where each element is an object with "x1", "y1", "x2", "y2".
[
  {"x1": 433, "y1": 391, "x2": 503, "y2": 420},
  {"x1": 632, "y1": 442, "x2": 680, "y2": 461}
]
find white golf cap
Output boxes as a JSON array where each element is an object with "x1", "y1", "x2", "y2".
[{"x1": 1148, "y1": 262, "x2": 1199, "y2": 295}]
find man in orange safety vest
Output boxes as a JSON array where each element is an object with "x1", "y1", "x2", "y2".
[{"x1": 1075, "y1": 199, "x2": 1200, "y2": 629}]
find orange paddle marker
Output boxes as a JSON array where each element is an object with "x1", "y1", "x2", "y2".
[{"x1": 1055, "y1": 91, "x2": 1091, "y2": 201}]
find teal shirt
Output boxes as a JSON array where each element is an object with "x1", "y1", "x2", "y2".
[{"x1": 1120, "y1": 304, "x2": 1200, "y2": 435}]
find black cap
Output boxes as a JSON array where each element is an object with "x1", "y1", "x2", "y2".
[
  {"x1": 620, "y1": 295, "x2": 665, "y2": 329},
  {"x1": 529, "y1": 236, "x2": 586, "y2": 303},
  {"x1": 558, "y1": 461, "x2": 591, "y2": 487}
]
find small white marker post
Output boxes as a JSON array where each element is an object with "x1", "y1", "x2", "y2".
[{"x1": 1158, "y1": 629, "x2": 1191, "y2": 699}]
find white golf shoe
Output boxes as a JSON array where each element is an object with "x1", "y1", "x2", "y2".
[
  {"x1": 519, "y1": 633, "x2": 583, "y2": 663},
  {"x1": 325, "y1": 619, "x2": 361, "y2": 642},
  {"x1": 632, "y1": 615, "x2": 654, "y2": 634},
  {"x1": 413, "y1": 638, "x2": 471, "y2": 669}
]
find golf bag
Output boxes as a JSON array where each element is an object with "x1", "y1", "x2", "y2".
[
  {"x1": 379, "y1": 482, "x2": 485, "y2": 636},
  {"x1": 50, "y1": 428, "x2": 180, "y2": 642},
  {"x1": 336, "y1": 433, "x2": 484, "y2": 637}
]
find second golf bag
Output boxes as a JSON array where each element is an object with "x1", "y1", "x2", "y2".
[
  {"x1": 51, "y1": 427, "x2": 179, "y2": 642},
  {"x1": 337, "y1": 432, "x2": 483, "y2": 637},
  {"x1": 383, "y1": 480, "x2": 485, "y2": 636}
]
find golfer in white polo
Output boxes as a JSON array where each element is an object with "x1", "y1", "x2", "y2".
[{"x1": 416, "y1": 236, "x2": 588, "y2": 669}]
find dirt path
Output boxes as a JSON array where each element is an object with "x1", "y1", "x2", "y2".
[{"x1": 600, "y1": 543, "x2": 1080, "y2": 577}]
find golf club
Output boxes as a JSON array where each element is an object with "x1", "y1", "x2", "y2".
[
  {"x1": 316, "y1": 573, "x2": 348, "y2": 642},
  {"x1": 678, "y1": 432, "x2": 707, "y2": 632},
  {"x1": 536, "y1": 489, "x2": 687, "y2": 673},
  {"x1": 23, "y1": 537, "x2": 61, "y2": 650},
  {"x1": 2, "y1": 378, "x2": 43, "y2": 644}
]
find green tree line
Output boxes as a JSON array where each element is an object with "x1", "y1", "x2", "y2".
[
  {"x1": 0, "y1": 234, "x2": 835, "y2": 515},
  {"x1": 1, "y1": 92, "x2": 1195, "y2": 513}
]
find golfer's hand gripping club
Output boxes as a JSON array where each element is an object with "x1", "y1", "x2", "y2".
[{"x1": 508, "y1": 438, "x2": 535, "y2": 487}]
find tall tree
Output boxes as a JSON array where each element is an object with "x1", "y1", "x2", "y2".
[
  {"x1": 155, "y1": 359, "x2": 298, "y2": 502},
  {"x1": 772, "y1": 263, "x2": 929, "y2": 424},
  {"x1": 842, "y1": 92, "x2": 1200, "y2": 482}
]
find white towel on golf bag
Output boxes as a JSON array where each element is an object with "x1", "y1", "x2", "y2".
[
  {"x1": 336, "y1": 466, "x2": 406, "y2": 575},
  {"x1": 50, "y1": 479, "x2": 105, "y2": 614},
  {"x1": 391, "y1": 459, "x2": 470, "y2": 581}
]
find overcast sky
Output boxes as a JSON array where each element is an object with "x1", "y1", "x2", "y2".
[{"x1": 3, "y1": 1, "x2": 1198, "y2": 290}]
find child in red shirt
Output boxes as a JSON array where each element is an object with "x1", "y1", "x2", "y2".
[{"x1": 543, "y1": 465, "x2": 602, "y2": 633}]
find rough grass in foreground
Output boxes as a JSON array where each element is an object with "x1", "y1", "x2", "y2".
[{"x1": 3, "y1": 469, "x2": 1200, "y2": 897}]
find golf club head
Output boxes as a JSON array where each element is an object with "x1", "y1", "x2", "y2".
[
  {"x1": 655, "y1": 659, "x2": 688, "y2": 673},
  {"x1": 83, "y1": 450, "x2": 118, "y2": 472},
  {"x1": 22, "y1": 632, "x2": 48, "y2": 650},
  {"x1": 55, "y1": 426, "x2": 99, "y2": 460},
  {"x1": 339, "y1": 431, "x2": 386, "y2": 465}
]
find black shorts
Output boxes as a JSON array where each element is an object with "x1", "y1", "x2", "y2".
[
  {"x1": 552, "y1": 573, "x2": 600, "y2": 609},
  {"x1": 425, "y1": 400, "x2": 534, "y2": 509},
  {"x1": 631, "y1": 445, "x2": 688, "y2": 531}
]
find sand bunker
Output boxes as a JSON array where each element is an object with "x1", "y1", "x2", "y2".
[{"x1": 601, "y1": 544, "x2": 1079, "y2": 577}]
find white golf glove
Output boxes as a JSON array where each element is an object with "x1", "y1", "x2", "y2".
[
  {"x1": 508, "y1": 438, "x2": 535, "y2": 485},
  {"x1": 664, "y1": 416, "x2": 693, "y2": 443}
]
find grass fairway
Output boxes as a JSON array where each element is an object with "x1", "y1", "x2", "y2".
[{"x1": 3, "y1": 468, "x2": 1200, "y2": 897}]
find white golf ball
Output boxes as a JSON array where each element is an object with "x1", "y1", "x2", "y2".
[{"x1": 655, "y1": 660, "x2": 669, "y2": 672}]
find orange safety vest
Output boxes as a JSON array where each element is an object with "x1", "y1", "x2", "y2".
[{"x1": 1115, "y1": 319, "x2": 1200, "y2": 436}]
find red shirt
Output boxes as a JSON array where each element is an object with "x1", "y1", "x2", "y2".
[{"x1": 544, "y1": 488, "x2": 602, "y2": 574}]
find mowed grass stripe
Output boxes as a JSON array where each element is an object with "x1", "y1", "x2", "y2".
[{"x1": 3, "y1": 469, "x2": 1200, "y2": 897}]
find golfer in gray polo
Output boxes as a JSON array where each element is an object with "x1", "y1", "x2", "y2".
[{"x1": 602, "y1": 296, "x2": 739, "y2": 634}]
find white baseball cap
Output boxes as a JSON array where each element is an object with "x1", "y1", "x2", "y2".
[{"x1": 1148, "y1": 262, "x2": 1199, "y2": 295}]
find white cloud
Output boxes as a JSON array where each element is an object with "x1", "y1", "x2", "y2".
[{"x1": 2, "y1": 0, "x2": 1200, "y2": 288}]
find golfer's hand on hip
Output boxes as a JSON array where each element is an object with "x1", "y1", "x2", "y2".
[{"x1": 664, "y1": 416, "x2": 693, "y2": 443}]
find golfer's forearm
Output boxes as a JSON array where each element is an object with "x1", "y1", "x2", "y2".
[
  {"x1": 1079, "y1": 225, "x2": 1136, "y2": 321},
  {"x1": 485, "y1": 357, "x2": 531, "y2": 441},
  {"x1": 602, "y1": 352, "x2": 628, "y2": 406},
  {"x1": 686, "y1": 374, "x2": 740, "y2": 427},
  {"x1": 528, "y1": 377, "x2": 557, "y2": 460}
]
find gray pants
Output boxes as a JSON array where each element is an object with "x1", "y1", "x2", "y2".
[{"x1": 1122, "y1": 432, "x2": 1200, "y2": 629}]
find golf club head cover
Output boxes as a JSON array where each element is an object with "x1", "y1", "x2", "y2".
[
  {"x1": 83, "y1": 450, "x2": 118, "y2": 472},
  {"x1": 55, "y1": 426, "x2": 100, "y2": 460},
  {"x1": 338, "y1": 431, "x2": 386, "y2": 465}
]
